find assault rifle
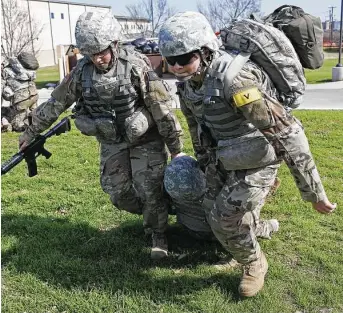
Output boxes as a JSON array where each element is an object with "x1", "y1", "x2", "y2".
[{"x1": 1, "y1": 117, "x2": 71, "y2": 177}]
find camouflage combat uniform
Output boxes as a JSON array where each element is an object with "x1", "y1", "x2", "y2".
[
  {"x1": 177, "y1": 49, "x2": 327, "y2": 264},
  {"x1": 159, "y1": 10, "x2": 332, "y2": 297},
  {"x1": 1, "y1": 57, "x2": 38, "y2": 132},
  {"x1": 22, "y1": 47, "x2": 183, "y2": 234}
]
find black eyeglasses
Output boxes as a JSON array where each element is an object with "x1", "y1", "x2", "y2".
[{"x1": 165, "y1": 51, "x2": 199, "y2": 66}]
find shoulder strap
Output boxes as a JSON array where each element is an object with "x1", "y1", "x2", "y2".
[
  {"x1": 223, "y1": 52, "x2": 251, "y2": 87},
  {"x1": 81, "y1": 63, "x2": 93, "y2": 94}
]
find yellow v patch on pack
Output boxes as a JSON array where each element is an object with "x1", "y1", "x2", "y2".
[{"x1": 233, "y1": 87, "x2": 262, "y2": 107}]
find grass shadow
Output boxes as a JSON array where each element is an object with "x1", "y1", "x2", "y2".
[
  {"x1": 316, "y1": 78, "x2": 334, "y2": 83},
  {"x1": 2, "y1": 214, "x2": 242, "y2": 302}
]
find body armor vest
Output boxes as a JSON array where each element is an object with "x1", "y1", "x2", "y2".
[
  {"x1": 80, "y1": 48, "x2": 141, "y2": 131},
  {"x1": 178, "y1": 50, "x2": 256, "y2": 143}
]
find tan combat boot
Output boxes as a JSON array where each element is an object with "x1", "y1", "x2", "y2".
[
  {"x1": 151, "y1": 232, "x2": 168, "y2": 260},
  {"x1": 238, "y1": 252, "x2": 268, "y2": 297}
]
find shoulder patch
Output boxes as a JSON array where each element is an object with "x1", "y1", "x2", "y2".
[{"x1": 233, "y1": 87, "x2": 262, "y2": 107}]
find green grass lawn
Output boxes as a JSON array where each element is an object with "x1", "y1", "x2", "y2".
[
  {"x1": 35, "y1": 65, "x2": 59, "y2": 89},
  {"x1": 1, "y1": 110, "x2": 343, "y2": 313},
  {"x1": 304, "y1": 58, "x2": 341, "y2": 84}
]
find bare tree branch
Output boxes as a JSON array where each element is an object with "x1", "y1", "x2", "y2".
[
  {"x1": 1, "y1": 0, "x2": 43, "y2": 58},
  {"x1": 125, "y1": 0, "x2": 175, "y2": 37},
  {"x1": 197, "y1": 0, "x2": 261, "y2": 31}
]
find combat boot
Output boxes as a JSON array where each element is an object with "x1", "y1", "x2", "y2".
[
  {"x1": 238, "y1": 252, "x2": 268, "y2": 297},
  {"x1": 151, "y1": 232, "x2": 168, "y2": 260}
]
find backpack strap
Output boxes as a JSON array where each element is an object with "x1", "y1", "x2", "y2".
[
  {"x1": 223, "y1": 52, "x2": 251, "y2": 100},
  {"x1": 81, "y1": 63, "x2": 93, "y2": 95}
]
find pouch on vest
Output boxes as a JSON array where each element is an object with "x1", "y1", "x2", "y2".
[
  {"x1": 124, "y1": 106, "x2": 155, "y2": 143},
  {"x1": 74, "y1": 115, "x2": 98, "y2": 136},
  {"x1": 264, "y1": 5, "x2": 324, "y2": 69},
  {"x1": 216, "y1": 129, "x2": 278, "y2": 171},
  {"x1": 74, "y1": 115, "x2": 117, "y2": 140},
  {"x1": 220, "y1": 18, "x2": 306, "y2": 109}
]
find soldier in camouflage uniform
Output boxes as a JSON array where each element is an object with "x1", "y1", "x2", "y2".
[
  {"x1": 159, "y1": 11, "x2": 336, "y2": 296},
  {"x1": 164, "y1": 155, "x2": 279, "y2": 242},
  {"x1": 19, "y1": 11, "x2": 183, "y2": 260},
  {"x1": 1, "y1": 53, "x2": 39, "y2": 132}
]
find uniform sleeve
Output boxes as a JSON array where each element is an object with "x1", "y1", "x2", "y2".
[
  {"x1": 1, "y1": 68, "x2": 14, "y2": 101},
  {"x1": 131, "y1": 61, "x2": 183, "y2": 155},
  {"x1": 225, "y1": 67, "x2": 327, "y2": 203},
  {"x1": 24, "y1": 65, "x2": 82, "y2": 138}
]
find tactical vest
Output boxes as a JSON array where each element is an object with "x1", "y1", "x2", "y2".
[
  {"x1": 178, "y1": 51, "x2": 279, "y2": 170},
  {"x1": 80, "y1": 48, "x2": 140, "y2": 131},
  {"x1": 178, "y1": 50, "x2": 256, "y2": 143}
]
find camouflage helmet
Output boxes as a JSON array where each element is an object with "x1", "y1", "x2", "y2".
[
  {"x1": 158, "y1": 11, "x2": 220, "y2": 57},
  {"x1": 75, "y1": 11, "x2": 121, "y2": 55},
  {"x1": 164, "y1": 155, "x2": 206, "y2": 201}
]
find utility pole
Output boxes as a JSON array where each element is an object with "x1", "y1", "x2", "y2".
[
  {"x1": 337, "y1": 0, "x2": 343, "y2": 66},
  {"x1": 332, "y1": 0, "x2": 343, "y2": 80},
  {"x1": 151, "y1": 0, "x2": 154, "y2": 37},
  {"x1": 329, "y1": 6, "x2": 336, "y2": 45}
]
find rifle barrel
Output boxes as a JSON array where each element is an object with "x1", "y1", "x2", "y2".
[{"x1": 1, "y1": 152, "x2": 24, "y2": 175}]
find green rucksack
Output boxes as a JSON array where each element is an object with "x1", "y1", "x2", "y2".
[{"x1": 264, "y1": 5, "x2": 324, "y2": 69}]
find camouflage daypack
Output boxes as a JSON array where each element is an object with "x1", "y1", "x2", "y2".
[
  {"x1": 264, "y1": 5, "x2": 324, "y2": 70},
  {"x1": 220, "y1": 16, "x2": 306, "y2": 109}
]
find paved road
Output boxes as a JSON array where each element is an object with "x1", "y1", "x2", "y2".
[
  {"x1": 302, "y1": 82, "x2": 343, "y2": 110},
  {"x1": 38, "y1": 79, "x2": 343, "y2": 110}
]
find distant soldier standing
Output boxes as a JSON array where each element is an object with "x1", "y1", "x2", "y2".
[
  {"x1": 1, "y1": 52, "x2": 39, "y2": 132},
  {"x1": 18, "y1": 11, "x2": 183, "y2": 259}
]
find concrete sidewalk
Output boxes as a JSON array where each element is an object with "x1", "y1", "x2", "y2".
[
  {"x1": 302, "y1": 81, "x2": 343, "y2": 110},
  {"x1": 37, "y1": 79, "x2": 343, "y2": 110}
]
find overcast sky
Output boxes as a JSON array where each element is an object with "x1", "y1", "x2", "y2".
[{"x1": 75, "y1": 0, "x2": 342, "y2": 23}]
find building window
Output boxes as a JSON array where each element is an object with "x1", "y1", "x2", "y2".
[
  {"x1": 51, "y1": 12, "x2": 54, "y2": 19},
  {"x1": 61, "y1": 13, "x2": 64, "y2": 19}
]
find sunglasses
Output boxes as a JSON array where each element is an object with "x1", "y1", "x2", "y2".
[{"x1": 165, "y1": 51, "x2": 199, "y2": 66}]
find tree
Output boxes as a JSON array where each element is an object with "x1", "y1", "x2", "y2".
[
  {"x1": 197, "y1": 0, "x2": 261, "y2": 31},
  {"x1": 1, "y1": 0, "x2": 43, "y2": 58},
  {"x1": 126, "y1": 0, "x2": 175, "y2": 37}
]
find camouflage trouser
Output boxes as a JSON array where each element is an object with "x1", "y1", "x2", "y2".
[
  {"x1": 100, "y1": 136, "x2": 168, "y2": 233},
  {"x1": 171, "y1": 197, "x2": 215, "y2": 241},
  {"x1": 2, "y1": 97, "x2": 38, "y2": 132},
  {"x1": 203, "y1": 162, "x2": 280, "y2": 264}
]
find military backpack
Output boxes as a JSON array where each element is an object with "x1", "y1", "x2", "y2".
[{"x1": 219, "y1": 5, "x2": 324, "y2": 109}]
